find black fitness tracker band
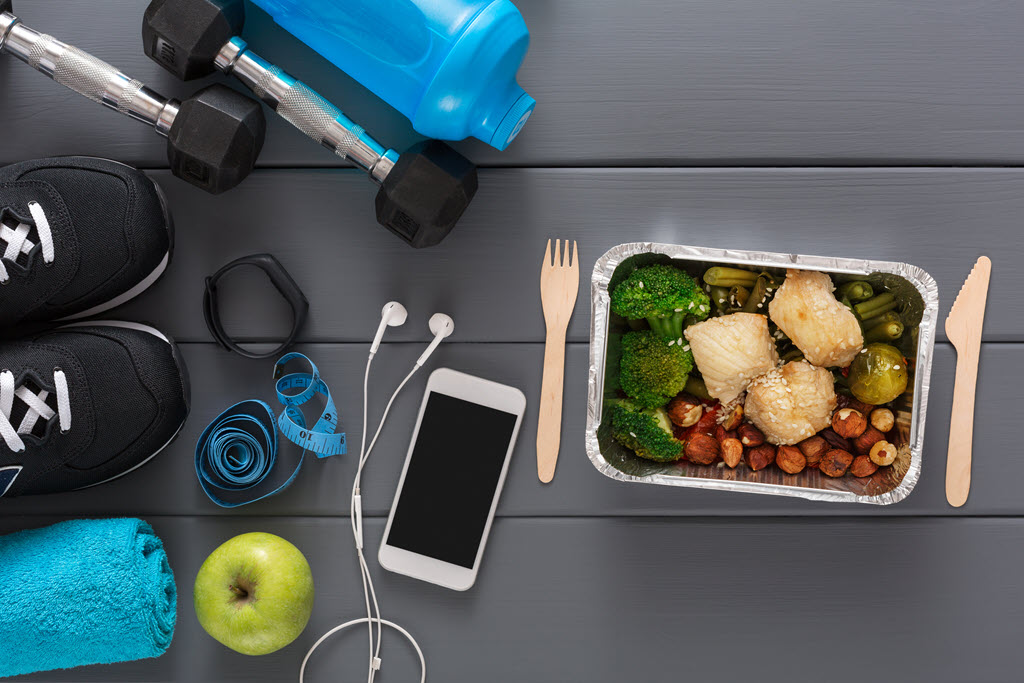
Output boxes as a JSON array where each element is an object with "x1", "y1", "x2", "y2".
[{"x1": 202, "y1": 253, "x2": 309, "y2": 360}]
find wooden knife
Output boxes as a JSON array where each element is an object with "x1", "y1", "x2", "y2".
[{"x1": 945, "y1": 256, "x2": 992, "y2": 508}]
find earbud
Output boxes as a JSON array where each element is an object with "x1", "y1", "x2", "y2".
[
  {"x1": 416, "y1": 313, "x2": 455, "y2": 367},
  {"x1": 370, "y1": 301, "x2": 408, "y2": 356}
]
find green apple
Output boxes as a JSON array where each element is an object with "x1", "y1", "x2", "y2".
[{"x1": 194, "y1": 532, "x2": 314, "y2": 656}]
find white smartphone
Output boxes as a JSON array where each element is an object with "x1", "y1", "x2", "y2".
[{"x1": 379, "y1": 368, "x2": 526, "y2": 591}]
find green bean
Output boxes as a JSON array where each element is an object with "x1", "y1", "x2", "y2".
[
  {"x1": 781, "y1": 348, "x2": 805, "y2": 363},
  {"x1": 684, "y1": 375, "x2": 711, "y2": 400},
  {"x1": 703, "y1": 267, "x2": 758, "y2": 288},
  {"x1": 836, "y1": 281, "x2": 875, "y2": 303},
  {"x1": 741, "y1": 275, "x2": 769, "y2": 313},
  {"x1": 861, "y1": 310, "x2": 900, "y2": 331},
  {"x1": 710, "y1": 286, "x2": 731, "y2": 312},
  {"x1": 864, "y1": 320, "x2": 904, "y2": 344},
  {"x1": 729, "y1": 285, "x2": 750, "y2": 309},
  {"x1": 854, "y1": 292, "x2": 897, "y2": 320}
]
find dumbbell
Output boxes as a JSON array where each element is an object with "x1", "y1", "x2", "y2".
[
  {"x1": 142, "y1": 0, "x2": 478, "y2": 248},
  {"x1": 0, "y1": 2, "x2": 265, "y2": 194}
]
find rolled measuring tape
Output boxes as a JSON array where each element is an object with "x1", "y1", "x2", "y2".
[{"x1": 195, "y1": 354, "x2": 346, "y2": 507}]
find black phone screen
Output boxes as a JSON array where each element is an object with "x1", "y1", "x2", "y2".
[{"x1": 385, "y1": 392, "x2": 519, "y2": 569}]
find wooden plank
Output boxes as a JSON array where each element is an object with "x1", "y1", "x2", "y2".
[
  {"x1": 3, "y1": 1, "x2": 1024, "y2": 166},
  {"x1": 0, "y1": 341, "x2": 1011, "y2": 518},
  {"x1": 3, "y1": 515, "x2": 1024, "y2": 682},
  {"x1": 107, "y1": 168, "x2": 1019, "y2": 343}
]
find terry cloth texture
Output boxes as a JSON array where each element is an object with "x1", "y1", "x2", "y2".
[{"x1": 0, "y1": 518, "x2": 176, "y2": 677}]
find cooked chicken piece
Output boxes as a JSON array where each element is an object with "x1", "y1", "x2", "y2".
[
  {"x1": 745, "y1": 361, "x2": 837, "y2": 445},
  {"x1": 683, "y1": 313, "x2": 779, "y2": 403},
  {"x1": 769, "y1": 269, "x2": 863, "y2": 368}
]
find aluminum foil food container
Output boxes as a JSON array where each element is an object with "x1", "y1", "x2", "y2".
[{"x1": 585, "y1": 242, "x2": 939, "y2": 505}]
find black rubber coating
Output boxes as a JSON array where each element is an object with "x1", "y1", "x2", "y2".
[{"x1": 142, "y1": 0, "x2": 245, "y2": 80}]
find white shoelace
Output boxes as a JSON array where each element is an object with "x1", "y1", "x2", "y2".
[
  {"x1": 0, "y1": 369, "x2": 70, "y2": 452},
  {"x1": 0, "y1": 202, "x2": 53, "y2": 284}
]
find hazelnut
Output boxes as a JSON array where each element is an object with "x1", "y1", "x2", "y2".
[
  {"x1": 870, "y1": 408, "x2": 895, "y2": 433},
  {"x1": 853, "y1": 426, "x2": 885, "y2": 455},
  {"x1": 819, "y1": 449, "x2": 854, "y2": 478},
  {"x1": 820, "y1": 428, "x2": 853, "y2": 452},
  {"x1": 715, "y1": 425, "x2": 737, "y2": 443},
  {"x1": 831, "y1": 408, "x2": 868, "y2": 439},
  {"x1": 850, "y1": 455, "x2": 879, "y2": 478},
  {"x1": 721, "y1": 438, "x2": 743, "y2": 468},
  {"x1": 776, "y1": 445, "x2": 806, "y2": 474},
  {"x1": 667, "y1": 395, "x2": 703, "y2": 428},
  {"x1": 720, "y1": 403, "x2": 744, "y2": 431},
  {"x1": 738, "y1": 423, "x2": 765, "y2": 448},
  {"x1": 838, "y1": 395, "x2": 874, "y2": 415},
  {"x1": 746, "y1": 444, "x2": 776, "y2": 471},
  {"x1": 797, "y1": 435, "x2": 828, "y2": 467},
  {"x1": 869, "y1": 440, "x2": 898, "y2": 467},
  {"x1": 685, "y1": 433, "x2": 720, "y2": 465}
]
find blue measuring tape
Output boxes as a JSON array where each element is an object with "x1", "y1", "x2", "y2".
[{"x1": 195, "y1": 354, "x2": 346, "y2": 508}]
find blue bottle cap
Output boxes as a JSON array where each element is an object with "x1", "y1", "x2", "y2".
[{"x1": 492, "y1": 92, "x2": 536, "y2": 151}]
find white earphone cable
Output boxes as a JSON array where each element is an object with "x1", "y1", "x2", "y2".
[
  {"x1": 304, "y1": 343, "x2": 425, "y2": 682},
  {"x1": 298, "y1": 618, "x2": 425, "y2": 683}
]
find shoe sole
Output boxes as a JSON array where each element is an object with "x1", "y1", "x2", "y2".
[
  {"x1": 56, "y1": 320, "x2": 191, "y2": 490},
  {"x1": 57, "y1": 168, "x2": 174, "y2": 321}
]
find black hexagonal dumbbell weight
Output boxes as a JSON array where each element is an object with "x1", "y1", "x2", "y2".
[
  {"x1": 143, "y1": 0, "x2": 478, "y2": 247},
  {"x1": 0, "y1": 2, "x2": 265, "y2": 194}
]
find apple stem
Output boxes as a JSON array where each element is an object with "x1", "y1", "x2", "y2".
[{"x1": 229, "y1": 584, "x2": 248, "y2": 599}]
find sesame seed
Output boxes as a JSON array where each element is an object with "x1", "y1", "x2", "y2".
[
  {"x1": 638, "y1": 281, "x2": 644, "y2": 288},
  {"x1": 629, "y1": 432, "x2": 637, "y2": 438},
  {"x1": 688, "y1": 302, "x2": 695, "y2": 310},
  {"x1": 699, "y1": 305, "x2": 706, "y2": 312},
  {"x1": 757, "y1": 303, "x2": 763, "y2": 309},
  {"x1": 719, "y1": 299, "x2": 726, "y2": 304},
  {"x1": 893, "y1": 364, "x2": 901, "y2": 370},
  {"x1": 683, "y1": 345, "x2": 690, "y2": 352},
  {"x1": 678, "y1": 338, "x2": 684, "y2": 346},
  {"x1": 675, "y1": 308, "x2": 683, "y2": 313},
  {"x1": 668, "y1": 340, "x2": 676, "y2": 346}
]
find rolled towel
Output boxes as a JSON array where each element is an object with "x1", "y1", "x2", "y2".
[{"x1": 0, "y1": 518, "x2": 176, "y2": 678}]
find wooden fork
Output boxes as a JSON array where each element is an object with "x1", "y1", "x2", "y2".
[{"x1": 537, "y1": 239, "x2": 580, "y2": 483}]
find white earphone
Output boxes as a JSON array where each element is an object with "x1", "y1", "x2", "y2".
[
  {"x1": 417, "y1": 313, "x2": 455, "y2": 367},
  {"x1": 369, "y1": 302, "x2": 408, "y2": 357},
  {"x1": 301, "y1": 302, "x2": 452, "y2": 683}
]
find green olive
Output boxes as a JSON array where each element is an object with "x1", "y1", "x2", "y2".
[{"x1": 848, "y1": 343, "x2": 909, "y2": 405}]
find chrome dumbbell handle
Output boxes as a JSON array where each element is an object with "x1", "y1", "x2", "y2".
[
  {"x1": 214, "y1": 37, "x2": 399, "y2": 183},
  {"x1": 0, "y1": 11, "x2": 179, "y2": 136}
]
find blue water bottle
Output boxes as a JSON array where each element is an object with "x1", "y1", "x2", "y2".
[{"x1": 247, "y1": 0, "x2": 535, "y2": 151}]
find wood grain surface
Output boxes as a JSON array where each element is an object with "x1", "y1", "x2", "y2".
[
  {"x1": 0, "y1": 341, "x2": 1011, "y2": 519},
  {"x1": 5, "y1": 516, "x2": 1024, "y2": 683},
  {"x1": 103, "y1": 169, "x2": 1021, "y2": 344},
  {"x1": 1, "y1": 1, "x2": 1020, "y2": 681},
  {"x1": 2, "y1": 1, "x2": 1024, "y2": 166}
]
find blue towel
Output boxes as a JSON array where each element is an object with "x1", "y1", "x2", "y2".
[{"x1": 0, "y1": 518, "x2": 176, "y2": 678}]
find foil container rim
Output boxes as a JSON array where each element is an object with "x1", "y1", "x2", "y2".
[{"x1": 585, "y1": 241, "x2": 940, "y2": 506}]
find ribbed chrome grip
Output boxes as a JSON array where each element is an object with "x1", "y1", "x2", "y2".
[
  {"x1": 1, "y1": 19, "x2": 177, "y2": 134},
  {"x1": 218, "y1": 38, "x2": 399, "y2": 181},
  {"x1": 259, "y1": 66, "x2": 363, "y2": 160},
  {"x1": 30, "y1": 34, "x2": 145, "y2": 112}
]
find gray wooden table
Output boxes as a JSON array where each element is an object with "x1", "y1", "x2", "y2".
[{"x1": 2, "y1": 1, "x2": 1022, "y2": 681}]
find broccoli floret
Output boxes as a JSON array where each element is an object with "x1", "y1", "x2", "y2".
[
  {"x1": 619, "y1": 330, "x2": 694, "y2": 409},
  {"x1": 608, "y1": 402, "x2": 684, "y2": 462},
  {"x1": 610, "y1": 264, "x2": 711, "y2": 339}
]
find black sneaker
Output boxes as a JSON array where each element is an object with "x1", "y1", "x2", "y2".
[
  {"x1": 0, "y1": 157, "x2": 173, "y2": 326},
  {"x1": 0, "y1": 322, "x2": 189, "y2": 497}
]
